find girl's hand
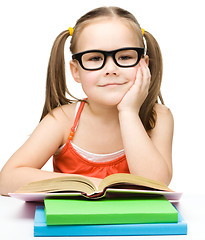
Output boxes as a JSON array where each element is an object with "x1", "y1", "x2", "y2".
[{"x1": 117, "y1": 58, "x2": 151, "y2": 113}]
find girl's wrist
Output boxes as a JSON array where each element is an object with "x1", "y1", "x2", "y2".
[
  {"x1": 118, "y1": 108, "x2": 140, "y2": 119},
  {"x1": 118, "y1": 106, "x2": 140, "y2": 115}
]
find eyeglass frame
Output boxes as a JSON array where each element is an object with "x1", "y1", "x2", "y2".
[{"x1": 72, "y1": 47, "x2": 145, "y2": 71}]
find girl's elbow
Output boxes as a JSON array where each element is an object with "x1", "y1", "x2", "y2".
[
  {"x1": 0, "y1": 166, "x2": 18, "y2": 196},
  {"x1": 0, "y1": 170, "x2": 9, "y2": 196},
  {"x1": 160, "y1": 168, "x2": 173, "y2": 186}
]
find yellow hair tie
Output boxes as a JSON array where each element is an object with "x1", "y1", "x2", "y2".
[
  {"x1": 141, "y1": 28, "x2": 145, "y2": 35},
  {"x1": 69, "y1": 27, "x2": 74, "y2": 36}
]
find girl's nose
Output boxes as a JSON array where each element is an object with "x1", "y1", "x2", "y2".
[{"x1": 104, "y1": 56, "x2": 119, "y2": 75}]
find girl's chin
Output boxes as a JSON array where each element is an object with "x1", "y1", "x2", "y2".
[
  {"x1": 92, "y1": 94, "x2": 124, "y2": 107},
  {"x1": 105, "y1": 97, "x2": 123, "y2": 106}
]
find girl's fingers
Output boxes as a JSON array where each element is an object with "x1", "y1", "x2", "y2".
[
  {"x1": 141, "y1": 59, "x2": 151, "y2": 79},
  {"x1": 135, "y1": 66, "x2": 143, "y2": 88},
  {"x1": 136, "y1": 66, "x2": 143, "y2": 81},
  {"x1": 140, "y1": 59, "x2": 151, "y2": 89}
]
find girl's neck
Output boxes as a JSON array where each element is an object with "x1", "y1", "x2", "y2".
[{"x1": 85, "y1": 99, "x2": 119, "y2": 123}]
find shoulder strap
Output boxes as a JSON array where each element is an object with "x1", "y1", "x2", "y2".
[{"x1": 68, "y1": 101, "x2": 86, "y2": 140}]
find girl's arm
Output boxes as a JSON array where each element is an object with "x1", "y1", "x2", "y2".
[
  {"x1": 118, "y1": 59, "x2": 173, "y2": 185},
  {"x1": 0, "y1": 106, "x2": 101, "y2": 196}
]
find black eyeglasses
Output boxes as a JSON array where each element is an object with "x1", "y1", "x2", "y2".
[{"x1": 72, "y1": 47, "x2": 144, "y2": 71}]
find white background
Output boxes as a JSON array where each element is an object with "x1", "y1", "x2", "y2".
[{"x1": 0, "y1": 0, "x2": 204, "y2": 194}]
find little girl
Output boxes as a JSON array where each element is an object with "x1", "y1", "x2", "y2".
[{"x1": 0, "y1": 6, "x2": 173, "y2": 195}]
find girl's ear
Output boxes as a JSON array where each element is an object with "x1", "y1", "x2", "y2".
[
  {"x1": 144, "y1": 55, "x2": 149, "y2": 66},
  {"x1": 70, "y1": 60, "x2": 81, "y2": 83}
]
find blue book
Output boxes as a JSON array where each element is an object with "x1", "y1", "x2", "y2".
[{"x1": 34, "y1": 206, "x2": 187, "y2": 237}]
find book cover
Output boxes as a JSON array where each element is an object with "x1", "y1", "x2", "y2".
[
  {"x1": 44, "y1": 196, "x2": 178, "y2": 225},
  {"x1": 34, "y1": 206, "x2": 187, "y2": 237}
]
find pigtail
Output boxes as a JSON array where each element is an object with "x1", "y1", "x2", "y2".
[
  {"x1": 40, "y1": 29, "x2": 77, "y2": 121},
  {"x1": 139, "y1": 31, "x2": 164, "y2": 131}
]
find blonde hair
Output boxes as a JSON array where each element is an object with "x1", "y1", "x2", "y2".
[{"x1": 40, "y1": 6, "x2": 164, "y2": 131}]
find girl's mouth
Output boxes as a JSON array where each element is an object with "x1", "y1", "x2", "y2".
[{"x1": 99, "y1": 82, "x2": 126, "y2": 87}]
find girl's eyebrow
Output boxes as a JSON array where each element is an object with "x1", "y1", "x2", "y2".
[{"x1": 74, "y1": 47, "x2": 143, "y2": 54}]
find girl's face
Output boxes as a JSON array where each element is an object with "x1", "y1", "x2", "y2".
[{"x1": 70, "y1": 17, "x2": 144, "y2": 107}]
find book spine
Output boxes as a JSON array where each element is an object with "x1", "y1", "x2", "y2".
[{"x1": 46, "y1": 212, "x2": 178, "y2": 225}]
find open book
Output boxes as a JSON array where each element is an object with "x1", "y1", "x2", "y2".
[{"x1": 9, "y1": 173, "x2": 182, "y2": 202}]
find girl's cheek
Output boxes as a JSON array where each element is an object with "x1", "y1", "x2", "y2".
[{"x1": 128, "y1": 66, "x2": 139, "y2": 83}]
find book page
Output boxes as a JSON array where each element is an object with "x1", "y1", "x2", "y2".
[
  {"x1": 14, "y1": 175, "x2": 97, "y2": 194},
  {"x1": 98, "y1": 173, "x2": 173, "y2": 192}
]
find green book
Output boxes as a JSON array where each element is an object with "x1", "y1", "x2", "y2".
[{"x1": 44, "y1": 196, "x2": 178, "y2": 225}]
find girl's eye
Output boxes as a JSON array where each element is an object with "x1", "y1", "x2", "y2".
[
  {"x1": 119, "y1": 55, "x2": 132, "y2": 60},
  {"x1": 89, "y1": 56, "x2": 103, "y2": 61}
]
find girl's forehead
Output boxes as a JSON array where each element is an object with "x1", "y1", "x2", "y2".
[{"x1": 75, "y1": 18, "x2": 143, "y2": 52}]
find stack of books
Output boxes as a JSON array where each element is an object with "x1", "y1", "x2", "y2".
[
  {"x1": 9, "y1": 173, "x2": 187, "y2": 236},
  {"x1": 34, "y1": 196, "x2": 187, "y2": 237}
]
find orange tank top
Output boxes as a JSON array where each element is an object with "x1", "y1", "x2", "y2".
[{"x1": 53, "y1": 101, "x2": 130, "y2": 179}]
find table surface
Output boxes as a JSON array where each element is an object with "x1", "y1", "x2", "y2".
[{"x1": 0, "y1": 193, "x2": 204, "y2": 239}]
